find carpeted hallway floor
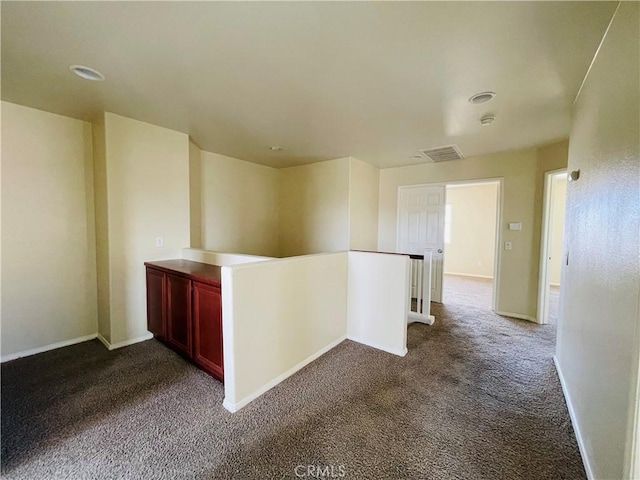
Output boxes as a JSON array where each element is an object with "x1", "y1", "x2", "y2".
[
  {"x1": 441, "y1": 273, "x2": 560, "y2": 325},
  {"x1": 443, "y1": 274, "x2": 494, "y2": 310},
  {"x1": 1, "y1": 300, "x2": 583, "y2": 479}
]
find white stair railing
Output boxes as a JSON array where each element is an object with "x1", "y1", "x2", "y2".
[{"x1": 408, "y1": 250, "x2": 435, "y2": 326}]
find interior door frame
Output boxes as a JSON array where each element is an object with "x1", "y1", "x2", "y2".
[
  {"x1": 396, "y1": 177, "x2": 503, "y2": 312},
  {"x1": 537, "y1": 168, "x2": 567, "y2": 325}
]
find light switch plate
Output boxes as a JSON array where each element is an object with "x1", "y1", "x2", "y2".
[
  {"x1": 155, "y1": 236, "x2": 164, "y2": 248},
  {"x1": 505, "y1": 241, "x2": 512, "y2": 250}
]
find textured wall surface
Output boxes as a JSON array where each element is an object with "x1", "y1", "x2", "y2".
[{"x1": 555, "y1": 4, "x2": 640, "y2": 478}]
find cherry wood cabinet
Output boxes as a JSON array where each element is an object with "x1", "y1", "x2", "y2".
[
  {"x1": 192, "y1": 281, "x2": 224, "y2": 379},
  {"x1": 145, "y1": 267, "x2": 166, "y2": 340},
  {"x1": 144, "y1": 260, "x2": 223, "y2": 382},
  {"x1": 166, "y1": 273, "x2": 192, "y2": 356}
]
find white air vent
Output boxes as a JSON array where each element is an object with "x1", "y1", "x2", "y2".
[{"x1": 418, "y1": 145, "x2": 464, "y2": 163}]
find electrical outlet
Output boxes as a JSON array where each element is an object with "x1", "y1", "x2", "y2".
[
  {"x1": 505, "y1": 241, "x2": 512, "y2": 250},
  {"x1": 155, "y1": 236, "x2": 164, "y2": 248}
]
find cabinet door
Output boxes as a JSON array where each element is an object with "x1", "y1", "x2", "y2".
[
  {"x1": 192, "y1": 281, "x2": 223, "y2": 381},
  {"x1": 166, "y1": 273, "x2": 192, "y2": 356},
  {"x1": 146, "y1": 267, "x2": 166, "y2": 340}
]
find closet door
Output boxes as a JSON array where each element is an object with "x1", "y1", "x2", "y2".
[{"x1": 166, "y1": 273, "x2": 192, "y2": 356}]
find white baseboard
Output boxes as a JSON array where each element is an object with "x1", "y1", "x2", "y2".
[
  {"x1": 1, "y1": 333, "x2": 98, "y2": 363},
  {"x1": 495, "y1": 310, "x2": 538, "y2": 324},
  {"x1": 408, "y1": 312, "x2": 435, "y2": 326},
  {"x1": 96, "y1": 333, "x2": 110, "y2": 350},
  {"x1": 347, "y1": 334, "x2": 408, "y2": 357},
  {"x1": 444, "y1": 272, "x2": 494, "y2": 280},
  {"x1": 97, "y1": 332, "x2": 153, "y2": 351},
  {"x1": 223, "y1": 335, "x2": 347, "y2": 413},
  {"x1": 553, "y1": 356, "x2": 594, "y2": 480}
]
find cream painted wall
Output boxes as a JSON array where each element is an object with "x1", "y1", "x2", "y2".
[
  {"x1": 97, "y1": 112, "x2": 190, "y2": 345},
  {"x1": 0, "y1": 102, "x2": 3, "y2": 344},
  {"x1": 555, "y1": 4, "x2": 639, "y2": 479},
  {"x1": 549, "y1": 174, "x2": 566, "y2": 285},
  {"x1": 1, "y1": 102, "x2": 97, "y2": 355},
  {"x1": 221, "y1": 249, "x2": 410, "y2": 411},
  {"x1": 195, "y1": 153, "x2": 378, "y2": 257},
  {"x1": 189, "y1": 141, "x2": 202, "y2": 249},
  {"x1": 221, "y1": 252, "x2": 348, "y2": 411},
  {"x1": 378, "y1": 141, "x2": 567, "y2": 319},
  {"x1": 92, "y1": 114, "x2": 111, "y2": 341},
  {"x1": 537, "y1": 140, "x2": 570, "y2": 173},
  {"x1": 443, "y1": 183, "x2": 498, "y2": 278},
  {"x1": 349, "y1": 158, "x2": 379, "y2": 251},
  {"x1": 347, "y1": 251, "x2": 409, "y2": 356},
  {"x1": 199, "y1": 147, "x2": 279, "y2": 257},
  {"x1": 279, "y1": 157, "x2": 350, "y2": 257}
]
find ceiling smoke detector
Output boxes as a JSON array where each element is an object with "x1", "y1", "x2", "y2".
[
  {"x1": 69, "y1": 65, "x2": 105, "y2": 81},
  {"x1": 418, "y1": 145, "x2": 464, "y2": 163},
  {"x1": 469, "y1": 91, "x2": 496, "y2": 104},
  {"x1": 480, "y1": 114, "x2": 496, "y2": 126}
]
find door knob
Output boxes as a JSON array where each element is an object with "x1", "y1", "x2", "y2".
[{"x1": 437, "y1": 249, "x2": 443, "y2": 253}]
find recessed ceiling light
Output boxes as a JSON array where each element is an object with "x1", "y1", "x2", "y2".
[
  {"x1": 469, "y1": 91, "x2": 496, "y2": 104},
  {"x1": 269, "y1": 146, "x2": 283, "y2": 151},
  {"x1": 69, "y1": 65, "x2": 105, "y2": 81},
  {"x1": 480, "y1": 114, "x2": 496, "y2": 126}
]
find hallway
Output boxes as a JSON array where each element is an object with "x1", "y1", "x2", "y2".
[{"x1": 442, "y1": 274, "x2": 560, "y2": 324}]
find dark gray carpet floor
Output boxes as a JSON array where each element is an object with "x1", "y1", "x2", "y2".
[
  {"x1": 442, "y1": 274, "x2": 560, "y2": 325},
  {"x1": 2, "y1": 300, "x2": 584, "y2": 479}
]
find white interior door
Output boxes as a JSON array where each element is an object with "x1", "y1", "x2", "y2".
[{"x1": 397, "y1": 185, "x2": 445, "y2": 303}]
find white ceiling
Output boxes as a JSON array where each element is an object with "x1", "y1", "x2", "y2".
[{"x1": 1, "y1": 1, "x2": 616, "y2": 168}]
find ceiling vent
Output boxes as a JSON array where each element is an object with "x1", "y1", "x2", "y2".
[{"x1": 418, "y1": 144, "x2": 464, "y2": 163}]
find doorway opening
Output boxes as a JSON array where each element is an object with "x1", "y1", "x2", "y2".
[
  {"x1": 396, "y1": 179, "x2": 503, "y2": 314},
  {"x1": 538, "y1": 170, "x2": 567, "y2": 324},
  {"x1": 442, "y1": 181, "x2": 500, "y2": 310}
]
